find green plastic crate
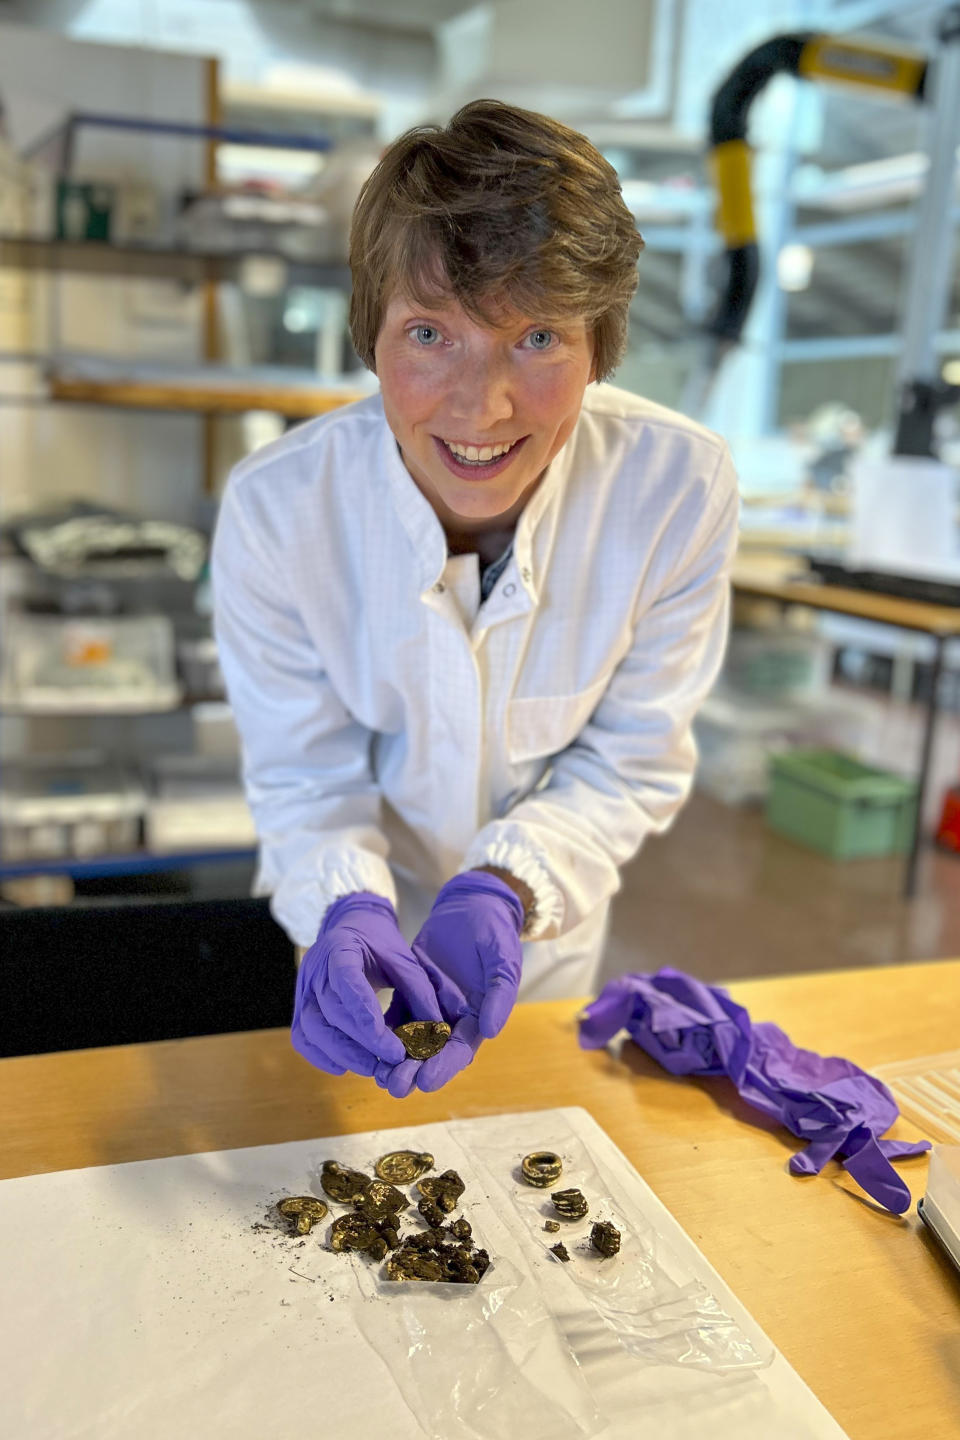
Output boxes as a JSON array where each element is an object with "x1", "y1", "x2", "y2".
[{"x1": 766, "y1": 749, "x2": 918, "y2": 860}]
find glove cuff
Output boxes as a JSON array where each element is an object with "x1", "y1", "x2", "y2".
[
  {"x1": 435, "y1": 871, "x2": 525, "y2": 933},
  {"x1": 320, "y1": 891, "x2": 397, "y2": 935}
]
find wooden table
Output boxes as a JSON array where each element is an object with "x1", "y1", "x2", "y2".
[
  {"x1": 732, "y1": 554, "x2": 960, "y2": 896},
  {"x1": 3, "y1": 961, "x2": 958, "y2": 1440}
]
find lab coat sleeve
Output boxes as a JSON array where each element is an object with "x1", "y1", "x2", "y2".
[
  {"x1": 211, "y1": 479, "x2": 396, "y2": 947},
  {"x1": 460, "y1": 452, "x2": 739, "y2": 941}
]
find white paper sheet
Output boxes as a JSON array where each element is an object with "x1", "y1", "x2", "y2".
[{"x1": 0, "y1": 1106, "x2": 848, "y2": 1439}]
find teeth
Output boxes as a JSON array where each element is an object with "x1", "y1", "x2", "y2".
[{"x1": 445, "y1": 439, "x2": 516, "y2": 463}]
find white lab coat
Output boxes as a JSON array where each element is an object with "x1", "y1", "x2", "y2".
[{"x1": 212, "y1": 383, "x2": 739, "y2": 1000}]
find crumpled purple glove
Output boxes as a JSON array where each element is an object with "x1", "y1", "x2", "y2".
[
  {"x1": 376, "y1": 872, "x2": 525, "y2": 1098},
  {"x1": 292, "y1": 892, "x2": 445, "y2": 1077},
  {"x1": 579, "y1": 967, "x2": 930, "y2": 1215}
]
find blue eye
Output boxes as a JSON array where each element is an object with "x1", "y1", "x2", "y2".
[
  {"x1": 525, "y1": 329, "x2": 555, "y2": 350},
  {"x1": 411, "y1": 325, "x2": 440, "y2": 345}
]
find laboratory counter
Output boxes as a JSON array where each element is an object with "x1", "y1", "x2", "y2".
[{"x1": 2, "y1": 959, "x2": 958, "y2": 1440}]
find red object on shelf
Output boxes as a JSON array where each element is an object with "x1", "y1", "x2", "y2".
[{"x1": 935, "y1": 785, "x2": 960, "y2": 853}]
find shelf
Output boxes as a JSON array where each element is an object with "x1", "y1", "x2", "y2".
[
  {"x1": 46, "y1": 370, "x2": 368, "y2": 418},
  {"x1": 0, "y1": 846, "x2": 256, "y2": 881},
  {"x1": 0, "y1": 235, "x2": 351, "y2": 288},
  {"x1": 0, "y1": 693, "x2": 225, "y2": 717}
]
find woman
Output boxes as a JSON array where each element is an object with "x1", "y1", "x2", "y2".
[{"x1": 212, "y1": 100, "x2": 738, "y2": 1098}]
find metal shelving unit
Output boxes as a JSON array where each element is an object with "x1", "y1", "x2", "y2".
[
  {"x1": 0, "y1": 112, "x2": 364, "y2": 886},
  {"x1": 0, "y1": 848, "x2": 256, "y2": 882},
  {"x1": 0, "y1": 234, "x2": 351, "y2": 289}
]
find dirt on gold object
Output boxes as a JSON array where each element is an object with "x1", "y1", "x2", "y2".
[
  {"x1": 330, "y1": 1213, "x2": 394, "y2": 1262},
  {"x1": 417, "y1": 1169, "x2": 466, "y2": 1214},
  {"x1": 353, "y1": 1180, "x2": 407, "y2": 1223},
  {"x1": 550, "y1": 1242, "x2": 571, "y2": 1262},
  {"x1": 374, "y1": 1150, "x2": 435, "y2": 1185},
  {"x1": 521, "y1": 1151, "x2": 563, "y2": 1188},
  {"x1": 418, "y1": 1196, "x2": 446, "y2": 1228},
  {"x1": 551, "y1": 1188, "x2": 589, "y2": 1220},
  {"x1": 543, "y1": 1219, "x2": 561, "y2": 1233},
  {"x1": 276, "y1": 1196, "x2": 328, "y2": 1235},
  {"x1": 393, "y1": 1021, "x2": 451, "y2": 1059},
  {"x1": 320, "y1": 1160, "x2": 372, "y2": 1204},
  {"x1": 590, "y1": 1220, "x2": 621, "y2": 1258},
  {"x1": 385, "y1": 1236, "x2": 490, "y2": 1284},
  {"x1": 385, "y1": 1246, "x2": 445, "y2": 1282}
]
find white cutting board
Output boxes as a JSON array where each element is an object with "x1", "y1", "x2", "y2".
[{"x1": 0, "y1": 1106, "x2": 848, "y2": 1439}]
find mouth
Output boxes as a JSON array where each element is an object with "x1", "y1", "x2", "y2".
[{"x1": 433, "y1": 435, "x2": 528, "y2": 481}]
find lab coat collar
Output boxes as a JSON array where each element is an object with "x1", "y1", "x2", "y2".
[
  {"x1": 378, "y1": 418, "x2": 449, "y2": 594},
  {"x1": 377, "y1": 404, "x2": 569, "y2": 602}
]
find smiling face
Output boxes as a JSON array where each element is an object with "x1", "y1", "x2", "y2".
[{"x1": 374, "y1": 290, "x2": 596, "y2": 536}]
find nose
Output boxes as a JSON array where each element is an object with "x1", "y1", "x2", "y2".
[{"x1": 447, "y1": 347, "x2": 514, "y2": 429}]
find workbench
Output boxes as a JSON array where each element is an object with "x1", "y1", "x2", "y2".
[{"x1": 2, "y1": 960, "x2": 957, "y2": 1440}]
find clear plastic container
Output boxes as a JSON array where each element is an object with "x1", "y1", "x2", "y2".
[
  {"x1": 176, "y1": 634, "x2": 224, "y2": 698},
  {"x1": 0, "y1": 752, "x2": 146, "y2": 861},
  {"x1": 723, "y1": 629, "x2": 829, "y2": 699},
  {"x1": 694, "y1": 689, "x2": 868, "y2": 805},
  {"x1": 144, "y1": 754, "x2": 256, "y2": 853},
  {"x1": 1, "y1": 612, "x2": 180, "y2": 712}
]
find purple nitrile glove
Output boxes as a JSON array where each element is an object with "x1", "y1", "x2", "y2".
[
  {"x1": 376, "y1": 872, "x2": 524, "y2": 1098},
  {"x1": 579, "y1": 968, "x2": 931, "y2": 1215},
  {"x1": 292, "y1": 892, "x2": 445, "y2": 1078}
]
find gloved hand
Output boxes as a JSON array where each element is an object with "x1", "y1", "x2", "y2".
[
  {"x1": 377, "y1": 872, "x2": 525, "y2": 1097},
  {"x1": 292, "y1": 892, "x2": 446, "y2": 1078}
]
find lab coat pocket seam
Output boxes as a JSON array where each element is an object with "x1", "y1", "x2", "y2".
[{"x1": 506, "y1": 676, "x2": 609, "y2": 765}]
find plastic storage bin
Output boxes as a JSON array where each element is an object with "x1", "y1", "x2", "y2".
[
  {"x1": 0, "y1": 753, "x2": 146, "y2": 861},
  {"x1": 1, "y1": 612, "x2": 180, "y2": 711},
  {"x1": 694, "y1": 691, "x2": 868, "y2": 806},
  {"x1": 766, "y1": 749, "x2": 917, "y2": 859},
  {"x1": 723, "y1": 629, "x2": 829, "y2": 699}
]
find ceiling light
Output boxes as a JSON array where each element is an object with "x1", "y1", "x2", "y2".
[{"x1": 777, "y1": 244, "x2": 814, "y2": 292}]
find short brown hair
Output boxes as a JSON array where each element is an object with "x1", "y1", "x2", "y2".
[{"x1": 349, "y1": 99, "x2": 643, "y2": 382}]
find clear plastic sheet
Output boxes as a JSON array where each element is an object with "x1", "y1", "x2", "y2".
[
  {"x1": 343, "y1": 1110, "x2": 772, "y2": 1440},
  {"x1": 464, "y1": 1114, "x2": 774, "y2": 1375},
  {"x1": 0, "y1": 1109, "x2": 845, "y2": 1440},
  {"x1": 353, "y1": 1258, "x2": 604, "y2": 1440}
]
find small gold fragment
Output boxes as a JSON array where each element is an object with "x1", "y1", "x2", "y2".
[
  {"x1": 543, "y1": 1219, "x2": 561, "y2": 1233},
  {"x1": 330, "y1": 1213, "x2": 388, "y2": 1261},
  {"x1": 418, "y1": 1197, "x2": 446, "y2": 1228},
  {"x1": 393, "y1": 1021, "x2": 451, "y2": 1059},
  {"x1": 521, "y1": 1151, "x2": 563, "y2": 1188},
  {"x1": 375, "y1": 1150, "x2": 435, "y2": 1185},
  {"x1": 590, "y1": 1220, "x2": 621, "y2": 1258},
  {"x1": 276, "y1": 1195, "x2": 328, "y2": 1235},
  {"x1": 417, "y1": 1169, "x2": 466, "y2": 1214},
  {"x1": 550, "y1": 1241, "x2": 571, "y2": 1262},
  {"x1": 386, "y1": 1246, "x2": 445, "y2": 1281},
  {"x1": 320, "y1": 1160, "x2": 372, "y2": 1204},
  {"x1": 552, "y1": 1187, "x2": 589, "y2": 1220},
  {"x1": 354, "y1": 1179, "x2": 407, "y2": 1223}
]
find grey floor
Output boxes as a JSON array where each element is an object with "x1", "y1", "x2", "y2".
[{"x1": 601, "y1": 789, "x2": 960, "y2": 989}]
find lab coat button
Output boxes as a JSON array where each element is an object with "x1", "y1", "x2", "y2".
[
  {"x1": 503, "y1": 583, "x2": 516, "y2": 597},
  {"x1": 433, "y1": 581, "x2": 445, "y2": 594}
]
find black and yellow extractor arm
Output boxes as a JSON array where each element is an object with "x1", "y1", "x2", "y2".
[{"x1": 707, "y1": 33, "x2": 928, "y2": 345}]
